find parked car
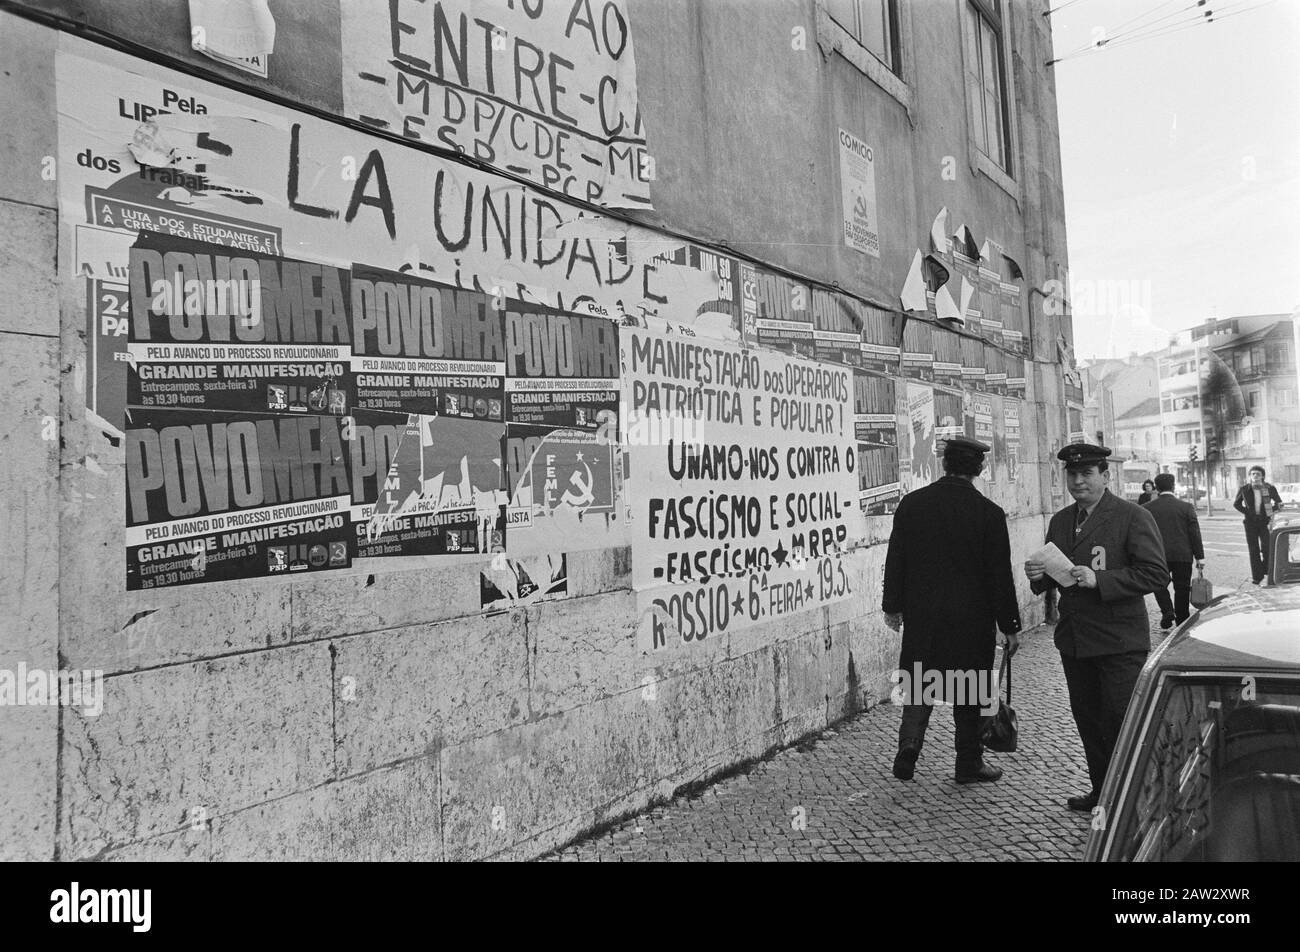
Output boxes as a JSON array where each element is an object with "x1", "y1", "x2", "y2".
[
  {"x1": 1085, "y1": 514, "x2": 1300, "y2": 861},
  {"x1": 1276, "y1": 482, "x2": 1300, "y2": 509}
]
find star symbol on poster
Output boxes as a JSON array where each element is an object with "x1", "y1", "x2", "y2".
[
  {"x1": 575, "y1": 451, "x2": 584, "y2": 461},
  {"x1": 805, "y1": 581, "x2": 815, "y2": 600},
  {"x1": 732, "y1": 593, "x2": 745, "y2": 616},
  {"x1": 772, "y1": 540, "x2": 788, "y2": 566}
]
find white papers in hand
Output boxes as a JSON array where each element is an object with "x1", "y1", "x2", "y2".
[{"x1": 1031, "y1": 542, "x2": 1077, "y2": 587}]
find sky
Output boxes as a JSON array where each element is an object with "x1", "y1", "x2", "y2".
[{"x1": 1049, "y1": 0, "x2": 1300, "y2": 360}]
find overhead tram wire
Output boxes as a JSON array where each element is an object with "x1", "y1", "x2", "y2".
[
  {"x1": 1044, "y1": 0, "x2": 1279, "y2": 64},
  {"x1": 1105, "y1": 0, "x2": 1185, "y2": 36},
  {"x1": 1058, "y1": 0, "x2": 1281, "y2": 59},
  {"x1": 1042, "y1": 0, "x2": 1095, "y2": 17},
  {"x1": 1049, "y1": 2, "x2": 1209, "y2": 61}
]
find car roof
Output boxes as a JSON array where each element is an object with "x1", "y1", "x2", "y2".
[{"x1": 1150, "y1": 586, "x2": 1300, "y2": 671}]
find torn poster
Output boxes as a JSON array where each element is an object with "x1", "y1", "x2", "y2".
[
  {"x1": 340, "y1": 0, "x2": 653, "y2": 209},
  {"x1": 930, "y1": 207, "x2": 949, "y2": 254},
  {"x1": 502, "y1": 304, "x2": 624, "y2": 555},
  {"x1": 189, "y1": 0, "x2": 275, "y2": 76},
  {"x1": 481, "y1": 553, "x2": 568, "y2": 612},
  {"x1": 357, "y1": 412, "x2": 505, "y2": 559},
  {"x1": 900, "y1": 250, "x2": 928, "y2": 312}
]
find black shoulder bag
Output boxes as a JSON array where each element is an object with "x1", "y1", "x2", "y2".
[{"x1": 981, "y1": 650, "x2": 1018, "y2": 753}]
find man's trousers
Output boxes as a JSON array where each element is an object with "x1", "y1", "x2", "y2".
[
  {"x1": 1152, "y1": 560, "x2": 1193, "y2": 623},
  {"x1": 1060, "y1": 650, "x2": 1148, "y2": 796},
  {"x1": 1244, "y1": 521, "x2": 1270, "y2": 582},
  {"x1": 898, "y1": 703, "x2": 984, "y2": 775}
]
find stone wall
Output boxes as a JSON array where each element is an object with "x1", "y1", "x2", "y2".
[{"x1": 0, "y1": 0, "x2": 1068, "y2": 861}]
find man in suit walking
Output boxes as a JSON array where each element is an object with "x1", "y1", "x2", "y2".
[
  {"x1": 1024, "y1": 443, "x2": 1168, "y2": 812},
  {"x1": 1143, "y1": 472, "x2": 1205, "y2": 628},
  {"x1": 1233, "y1": 465, "x2": 1284, "y2": 583},
  {"x1": 882, "y1": 436, "x2": 1022, "y2": 785}
]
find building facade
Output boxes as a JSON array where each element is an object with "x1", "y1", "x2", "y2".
[
  {"x1": 1084, "y1": 314, "x2": 1299, "y2": 502},
  {"x1": 1, "y1": 0, "x2": 1072, "y2": 860}
]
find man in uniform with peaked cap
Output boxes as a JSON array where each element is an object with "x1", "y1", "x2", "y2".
[
  {"x1": 1024, "y1": 442, "x2": 1168, "y2": 812},
  {"x1": 883, "y1": 436, "x2": 1022, "y2": 784}
]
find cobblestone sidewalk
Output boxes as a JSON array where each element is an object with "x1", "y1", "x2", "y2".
[{"x1": 543, "y1": 610, "x2": 1170, "y2": 862}]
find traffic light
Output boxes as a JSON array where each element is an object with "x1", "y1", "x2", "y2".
[
  {"x1": 1205, "y1": 429, "x2": 1218, "y2": 460},
  {"x1": 1189, "y1": 445, "x2": 1199, "y2": 462}
]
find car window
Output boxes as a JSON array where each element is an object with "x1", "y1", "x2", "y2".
[
  {"x1": 1276, "y1": 529, "x2": 1300, "y2": 585},
  {"x1": 1109, "y1": 676, "x2": 1300, "y2": 861}
]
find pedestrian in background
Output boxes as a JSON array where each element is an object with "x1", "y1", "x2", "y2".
[
  {"x1": 1136, "y1": 479, "x2": 1157, "y2": 506},
  {"x1": 1143, "y1": 472, "x2": 1205, "y2": 628},
  {"x1": 1233, "y1": 465, "x2": 1283, "y2": 584},
  {"x1": 882, "y1": 437, "x2": 1022, "y2": 785},
  {"x1": 1024, "y1": 443, "x2": 1167, "y2": 812}
]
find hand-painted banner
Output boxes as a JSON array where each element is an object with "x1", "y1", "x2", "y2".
[
  {"x1": 341, "y1": 0, "x2": 653, "y2": 209},
  {"x1": 623, "y1": 325, "x2": 861, "y2": 648}
]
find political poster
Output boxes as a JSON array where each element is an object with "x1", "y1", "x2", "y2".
[
  {"x1": 812, "y1": 287, "x2": 863, "y2": 368},
  {"x1": 623, "y1": 326, "x2": 860, "y2": 648},
  {"x1": 1005, "y1": 398, "x2": 1021, "y2": 482},
  {"x1": 859, "y1": 303, "x2": 902, "y2": 375},
  {"x1": 340, "y1": 0, "x2": 653, "y2": 209},
  {"x1": 903, "y1": 382, "x2": 936, "y2": 493},
  {"x1": 901, "y1": 319, "x2": 935, "y2": 382},
  {"x1": 350, "y1": 264, "x2": 507, "y2": 419},
  {"x1": 124, "y1": 408, "x2": 352, "y2": 590},
  {"x1": 741, "y1": 263, "x2": 814, "y2": 358},
  {"x1": 932, "y1": 325, "x2": 964, "y2": 389},
  {"x1": 853, "y1": 370, "x2": 899, "y2": 515},
  {"x1": 354, "y1": 412, "x2": 506, "y2": 561},
  {"x1": 837, "y1": 128, "x2": 880, "y2": 257},
  {"x1": 500, "y1": 302, "x2": 622, "y2": 554},
  {"x1": 125, "y1": 232, "x2": 351, "y2": 417},
  {"x1": 959, "y1": 334, "x2": 986, "y2": 390}
]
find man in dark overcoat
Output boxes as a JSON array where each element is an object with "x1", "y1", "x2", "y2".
[
  {"x1": 1024, "y1": 443, "x2": 1168, "y2": 812},
  {"x1": 882, "y1": 436, "x2": 1022, "y2": 784},
  {"x1": 1143, "y1": 472, "x2": 1204, "y2": 627}
]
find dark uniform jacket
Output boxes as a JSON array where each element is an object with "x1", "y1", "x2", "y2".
[
  {"x1": 1142, "y1": 493, "x2": 1204, "y2": 562},
  {"x1": 1031, "y1": 489, "x2": 1168, "y2": 658},
  {"x1": 1233, "y1": 482, "x2": 1283, "y2": 527},
  {"x1": 882, "y1": 476, "x2": 1021, "y2": 672}
]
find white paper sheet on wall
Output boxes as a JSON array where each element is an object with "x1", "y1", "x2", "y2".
[{"x1": 189, "y1": 0, "x2": 276, "y2": 76}]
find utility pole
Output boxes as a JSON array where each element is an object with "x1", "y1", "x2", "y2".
[{"x1": 1196, "y1": 339, "x2": 1213, "y2": 516}]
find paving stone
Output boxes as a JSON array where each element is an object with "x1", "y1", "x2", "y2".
[{"x1": 539, "y1": 613, "x2": 1174, "y2": 862}]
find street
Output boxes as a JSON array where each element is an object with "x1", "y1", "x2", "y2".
[{"x1": 543, "y1": 510, "x2": 1263, "y2": 862}]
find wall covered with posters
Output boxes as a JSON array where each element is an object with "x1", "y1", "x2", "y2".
[{"x1": 0, "y1": 0, "x2": 1072, "y2": 861}]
